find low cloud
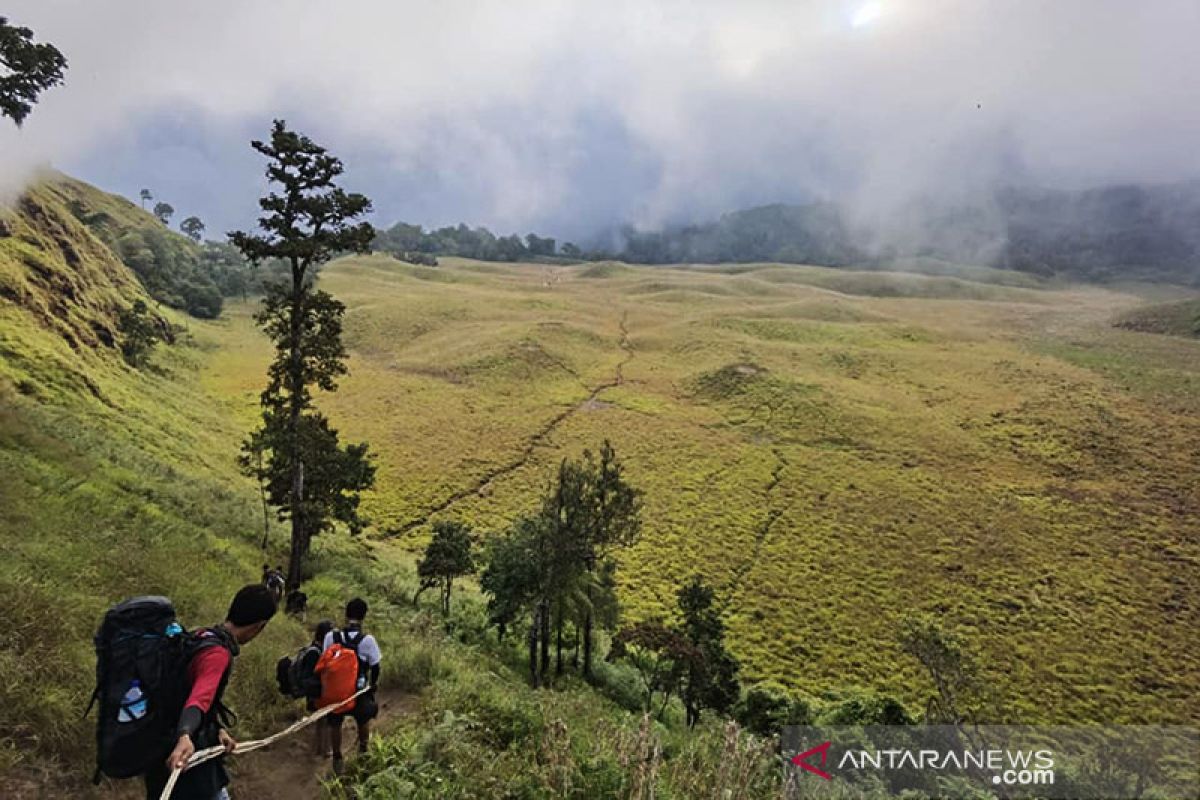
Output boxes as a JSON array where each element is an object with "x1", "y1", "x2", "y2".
[{"x1": 2, "y1": 0, "x2": 1198, "y2": 240}]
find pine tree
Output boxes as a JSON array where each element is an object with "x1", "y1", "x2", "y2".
[
  {"x1": 230, "y1": 120, "x2": 375, "y2": 604},
  {"x1": 579, "y1": 440, "x2": 641, "y2": 679},
  {"x1": 677, "y1": 577, "x2": 740, "y2": 726}
]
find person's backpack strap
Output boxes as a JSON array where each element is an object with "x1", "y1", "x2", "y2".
[{"x1": 332, "y1": 627, "x2": 363, "y2": 651}]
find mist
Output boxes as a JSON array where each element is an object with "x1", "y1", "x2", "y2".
[{"x1": 2, "y1": 0, "x2": 1198, "y2": 247}]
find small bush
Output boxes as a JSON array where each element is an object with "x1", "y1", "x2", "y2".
[
  {"x1": 817, "y1": 688, "x2": 913, "y2": 726},
  {"x1": 734, "y1": 681, "x2": 811, "y2": 735}
]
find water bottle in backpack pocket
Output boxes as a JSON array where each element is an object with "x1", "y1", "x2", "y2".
[{"x1": 116, "y1": 680, "x2": 147, "y2": 723}]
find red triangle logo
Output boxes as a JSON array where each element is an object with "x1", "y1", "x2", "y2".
[{"x1": 791, "y1": 740, "x2": 833, "y2": 780}]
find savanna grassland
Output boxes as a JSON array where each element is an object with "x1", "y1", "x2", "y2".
[{"x1": 201, "y1": 253, "x2": 1200, "y2": 727}]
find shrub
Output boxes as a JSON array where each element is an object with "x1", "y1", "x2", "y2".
[
  {"x1": 388, "y1": 640, "x2": 440, "y2": 693},
  {"x1": 734, "y1": 681, "x2": 811, "y2": 735},
  {"x1": 117, "y1": 299, "x2": 161, "y2": 366},
  {"x1": 817, "y1": 688, "x2": 913, "y2": 726}
]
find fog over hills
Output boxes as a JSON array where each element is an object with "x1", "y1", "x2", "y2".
[
  {"x1": 599, "y1": 180, "x2": 1200, "y2": 283},
  {"x1": 3, "y1": 1, "x2": 1199, "y2": 259}
]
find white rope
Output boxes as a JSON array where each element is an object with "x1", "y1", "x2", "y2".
[{"x1": 158, "y1": 687, "x2": 370, "y2": 800}]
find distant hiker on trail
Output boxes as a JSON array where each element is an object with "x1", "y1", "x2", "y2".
[
  {"x1": 286, "y1": 588, "x2": 308, "y2": 615},
  {"x1": 262, "y1": 564, "x2": 285, "y2": 603},
  {"x1": 316, "y1": 597, "x2": 382, "y2": 773},
  {"x1": 146, "y1": 584, "x2": 277, "y2": 800}
]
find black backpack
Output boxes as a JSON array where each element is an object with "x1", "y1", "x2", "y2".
[
  {"x1": 88, "y1": 596, "x2": 231, "y2": 782},
  {"x1": 275, "y1": 643, "x2": 322, "y2": 699}
]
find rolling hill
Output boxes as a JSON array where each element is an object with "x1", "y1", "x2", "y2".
[
  {"x1": 3, "y1": 173, "x2": 1199, "y2": 797},
  {"x1": 203, "y1": 252, "x2": 1200, "y2": 726},
  {"x1": 0, "y1": 174, "x2": 786, "y2": 798}
]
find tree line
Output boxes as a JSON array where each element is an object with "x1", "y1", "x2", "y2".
[
  {"x1": 374, "y1": 220, "x2": 579, "y2": 265},
  {"x1": 377, "y1": 192, "x2": 1200, "y2": 285}
]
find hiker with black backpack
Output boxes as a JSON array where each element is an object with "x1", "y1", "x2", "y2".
[
  {"x1": 316, "y1": 597, "x2": 382, "y2": 773},
  {"x1": 275, "y1": 619, "x2": 335, "y2": 754},
  {"x1": 91, "y1": 584, "x2": 277, "y2": 800}
]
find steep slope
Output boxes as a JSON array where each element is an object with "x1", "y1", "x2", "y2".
[
  {"x1": 0, "y1": 177, "x2": 366, "y2": 794},
  {"x1": 0, "y1": 177, "x2": 145, "y2": 353},
  {"x1": 1, "y1": 171, "x2": 222, "y2": 325}
]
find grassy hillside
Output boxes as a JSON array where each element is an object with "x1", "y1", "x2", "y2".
[
  {"x1": 201, "y1": 254, "x2": 1200, "y2": 727},
  {"x1": 0, "y1": 178, "x2": 785, "y2": 799},
  {"x1": 3, "y1": 172, "x2": 223, "y2": 319},
  {"x1": 3, "y1": 174, "x2": 1199, "y2": 796},
  {"x1": 0, "y1": 175, "x2": 341, "y2": 792}
]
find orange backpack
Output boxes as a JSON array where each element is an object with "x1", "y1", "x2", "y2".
[{"x1": 314, "y1": 643, "x2": 358, "y2": 712}]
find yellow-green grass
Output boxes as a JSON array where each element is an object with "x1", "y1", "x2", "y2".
[
  {"x1": 197, "y1": 254, "x2": 1200, "y2": 727},
  {"x1": 0, "y1": 188, "x2": 413, "y2": 793},
  {"x1": 0, "y1": 241, "x2": 760, "y2": 798}
]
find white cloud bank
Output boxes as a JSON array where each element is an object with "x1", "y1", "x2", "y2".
[{"x1": 2, "y1": 0, "x2": 1198, "y2": 237}]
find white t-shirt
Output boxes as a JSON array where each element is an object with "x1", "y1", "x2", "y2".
[{"x1": 322, "y1": 628, "x2": 382, "y2": 666}]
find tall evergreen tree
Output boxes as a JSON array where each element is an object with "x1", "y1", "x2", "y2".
[
  {"x1": 480, "y1": 514, "x2": 551, "y2": 685},
  {"x1": 230, "y1": 120, "x2": 376, "y2": 603}
]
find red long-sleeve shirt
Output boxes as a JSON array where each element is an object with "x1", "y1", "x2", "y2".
[{"x1": 184, "y1": 639, "x2": 232, "y2": 714}]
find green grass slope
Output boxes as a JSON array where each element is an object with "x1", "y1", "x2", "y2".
[
  {"x1": 10, "y1": 172, "x2": 221, "y2": 318},
  {"x1": 0, "y1": 183, "x2": 788, "y2": 799},
  {"x1": 4, "y1": 175, "x2": 1200, "y2": 795},
  {"x1": 200, "y1": 254, "x2": 1200, "y2": 728},
  {"x1": 0, "y1": 180, "x2": 409, "y2": 795},
  {"x1": 1115, "y1": 297, "x2": 1200, "y2": 338},
  {"x1": 0, "y1": 178, "x2": 144, "y2": 352},
  {"x1": 1, "y1": 178, "x2": 277, "y2": 787}
]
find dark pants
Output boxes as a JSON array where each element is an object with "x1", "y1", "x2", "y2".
[
  {"x1": 143, "y1": 724, "x2": 228, "y2": 800},
  {"x1": 326, "y1": 691, "x2": 379, "y2": 754},
  {"x1": 325, "y1": 690, "x2": 379, "y2": 727},
  {"x1": 144, "y1": 758, "x2": 228, "y2": 800}
]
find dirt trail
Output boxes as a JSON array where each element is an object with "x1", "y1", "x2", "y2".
[
  {"x1": 720, "y1": 445, "x2": 788, "y2": 613},
  {"x1": 389, "y1": 311, "x2": 634, "y2": 536},
  {"x1": 230, "y1": 686, "x2": 417, "y2": 800}
]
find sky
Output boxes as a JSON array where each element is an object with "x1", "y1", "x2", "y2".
[{"x1": 2, "y1": 1, "x2": 1199, "y2": 242}]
